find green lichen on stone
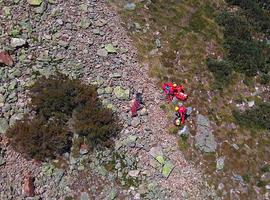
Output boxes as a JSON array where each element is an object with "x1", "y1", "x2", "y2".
[{"x1": 162, "y1": 161, "x2": 174, "y2": 178}]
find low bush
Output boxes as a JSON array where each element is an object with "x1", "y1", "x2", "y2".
[
  {"x1": 7, "y1": 74, "x2": 120, "y2": 161},
  {"x1": 74, "y1": 101, "x2": 120, "y2": 148},
  {"x1": 226, "y1": 39, "x2": 265, "y2": 76},
  {"x1": 29, "y1": 74, "x2": 93, "y2": 120},
  {"x1": 217, "y1": 12, "x2": 252, "y2": 41},
  {"x1": 259, "y1": 73, "x2": 270, "y2": 84},
  {"x1": 206, "y1": 58, "x2": 232, "y2": 89},
  {"x1": 261, "y1": 164, "x2": 270, "y2": 172},
  {"x1": 7, "y1": 117, "x2": 72, "y2": 161},
  {"x1": 209, "y1": 4, "x2": 270, "y2": 84},
  {"x1": 233, "y1": 102, "x2": 270, "y2": 130},
  {"x1": 225, "y1": 0, "x2": 270, "y2": 34}
]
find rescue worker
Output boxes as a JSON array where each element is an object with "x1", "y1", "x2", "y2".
[
  {"x1": 174, "y1": 105, "x2": 187, "y2": 126},
  {"x1": 162, "y1": 82, "x2": 175, "y2": 95},
  {"x1": 162, "y1": 82, "x2": 188, "y2": 101}
]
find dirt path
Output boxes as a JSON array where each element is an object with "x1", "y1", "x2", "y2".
[{"x1": 0, "y1": 0, "x2": 215, "y2": 199}]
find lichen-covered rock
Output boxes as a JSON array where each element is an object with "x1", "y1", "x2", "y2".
[
  {"x1": 195, "y1": 114, "x2": 217, "y2": 153},
  {"x1": 216, "y1": 157, "x2": 225, "y2": 171},
  {"x1": 128, "y1": 170, "x2": 140, "y2": 177},
  {"x1": 104, "y1": 87, "x2": 113, "y2": 94},
  {"x1": 124, "y1": 3, "x2": 136, "y2": 11},
  {"x1": 10, "y1": 38, "x2": 26, "y2": 48},
  {"x1": 162, "y1": 161, "x2": 174, "y2": 178},
  {"x1": 105, "y1": 44, "x2": 117, "y2": 53},
  {"x1": 108, "y1": 188, "x2": 117, "y2": 200},
  {"x1": 27, "y1": 0, "x2": 43, "y2": 6},
  {"x1": 156, "y1": 155, "x2": 165, "y2": 165},
  {"x1": 113, "y1": 86, "x2": 129, "y2": 100},
  {"x1": 0, "y1": 118, "x2": 9, "y2": 134},
  {"x1": 80, "y1": 192, "x2": 89, "y2": 200},
  {"x1": 97, "y1": 49, "x2": 108, "y2": 57},
  {"x1": 131, "y1": 117, "x2": 140, "y2": 127},
  {"x1": 149, "y1": 146, "x2": 163, "y2": 159}
]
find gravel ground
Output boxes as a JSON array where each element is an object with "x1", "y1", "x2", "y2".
[{"x1": 0, "y1": 0, "x2": 216, "y2": 199}]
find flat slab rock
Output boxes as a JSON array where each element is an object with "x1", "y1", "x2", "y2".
[
  {"x1": 194, "y1": 114, "x2": 217, "y2": 153},
  {"x1": 0, "y1": 118, "x2": 9, "y2": 134},
  {"x1": 149, "y1": 146, "x2": 174, "y2": 178}
]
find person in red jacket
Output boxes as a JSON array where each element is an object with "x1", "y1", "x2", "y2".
[
  {"x1": 162, "y1": 82, "x2": 177, "y2": 101},
  {"x1": 131, "y1": 92, "x2": 143, "y2": 117},
  {"x1": 174, "y1": 105, "x2": 187, "y2": 126},
  {"x1": 162, "y1": 82, "x2": 188, "y2": 101},
  {"x1": 175, "y1": 84, "x2": 188, "y2": 101}
]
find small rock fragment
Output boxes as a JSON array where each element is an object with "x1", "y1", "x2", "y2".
[
  {"x1": 216, "y1": 157, "x2": 225, "y2": 171},
  {"x1": 95, "y1": 19, "x2": 107, "y2": 27},
  {"x1": 108, "y1": 188, "x2": 117, "y2": 200},
  {"x1": 80, "y1": 192, "x2": 89, "y2": 200},
  {"x1": 261, "y1": 173, "x2": 270, "y2": 182},
  {"x1": 140, "y1": 108, "x2": 148, "y2": 116},
  {"x1": 155, "y1": 39, "x2": 161, "y2": 48},
  {"x1": 186, "y1": 107, "x2": 193, "y2": 116},
  {"x1": 109, "y1": 73, "x2": 121, "y2": 78},
  {"x1": 104, "y1": 87, "x2": 113, "y2": 94},
  {"x1": 0, "y1": 118, "x2": 9, "y2": 134},
  {"x1": 124, "y1": 3, "x2": 136, "y2": 11},
  {"x1": 27, "y1": 0, "x2": 42, "y2": 6},
  {"x1": 79, "y1": 144, "x2": 89, "y2": 155},
  {"x1": 11, "y1": 38, "x2": 26, "y2": 48},
  {"x1": 23, "y1": 173, "x2": 35, "y2": 197},
  {"x1": 248, "y1": 100, "x2": 255, "y2": 107},
  {"x1": 0, "y1": 51, "x2": 13, "y2": 66},
  {"x1": 97, "y1": 49, "x2": 108, "y2": 57},
  {"x1": 80, "y1": 18, "x2": 92, "y2": 29},
  {"x1": 105, "y1": 44, "x2": 117, "y2": 53},
  {"x1": 128, "y1": 170, "x2": 140, "y2": 177},
  {"x1": 131, "y1": 117, "x2": 140, "y2": 127},
  {"x1": 0, "y1": 155, "x2": 5, "y2": 166}
]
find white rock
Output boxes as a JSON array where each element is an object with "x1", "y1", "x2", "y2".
[
  {"x1": 11, "y1": 38, "x2": 26, "y2": 48},
  {"x1": 128, "y1": 170, "x2": 140, "y2": 177},
  {"x1": 248, "y1": 100, "x2": 255, "y2": 107}
]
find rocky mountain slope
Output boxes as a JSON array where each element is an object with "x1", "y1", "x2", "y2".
[{"x1": 0, "y1": 0, "x2": 217, "y2": 199}]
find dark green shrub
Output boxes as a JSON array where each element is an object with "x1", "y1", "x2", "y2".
[
  {"x1": 242, "y1": 173, "x2": 251, "y2": 183},
  {"x1": 256, "y1": 0, "x2": 270, "y2": 10},
  {"x1": 7, "y1": 74, "x2": 120, "y2": 161},
  {"x1": 226, "y1": 39, "x2": 265, "y2": 76},
  {"x1": 261, "y1": 164, "x2": 270, "y2": 172},
  {"x1": 7, "y1": 117, "x2": 72, "y2": 161},
  {"x1": 233, "y1": 102, "x2": 270, "y2": 130},
  {"x1": 218, "y1": 12, "x2": 266, "y2": 76},
  {"x1": 259, "y1": 73, "x2": 270, "y2": 84},
  {"x1": 225, "y1": 0, "x2": 270, "y2": 34},
  {"x1": 211, "y1": 4, "x2": 270, "y2": 83},
  {"x1": 257, "y1": 180, "x2": 267, "y2": 187},
  {"x1": 74, "y1": 101, "x2": 120, "y2": 148},
  {"x1": 207, "y1": 58, "x2": 232, "y2": 89},
  {"x1": 217, "y1": 12, "x2": 252, "y2": 41},
  {"x1": 30, "y1": 74, "x2": 81, "y2": 120}
]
